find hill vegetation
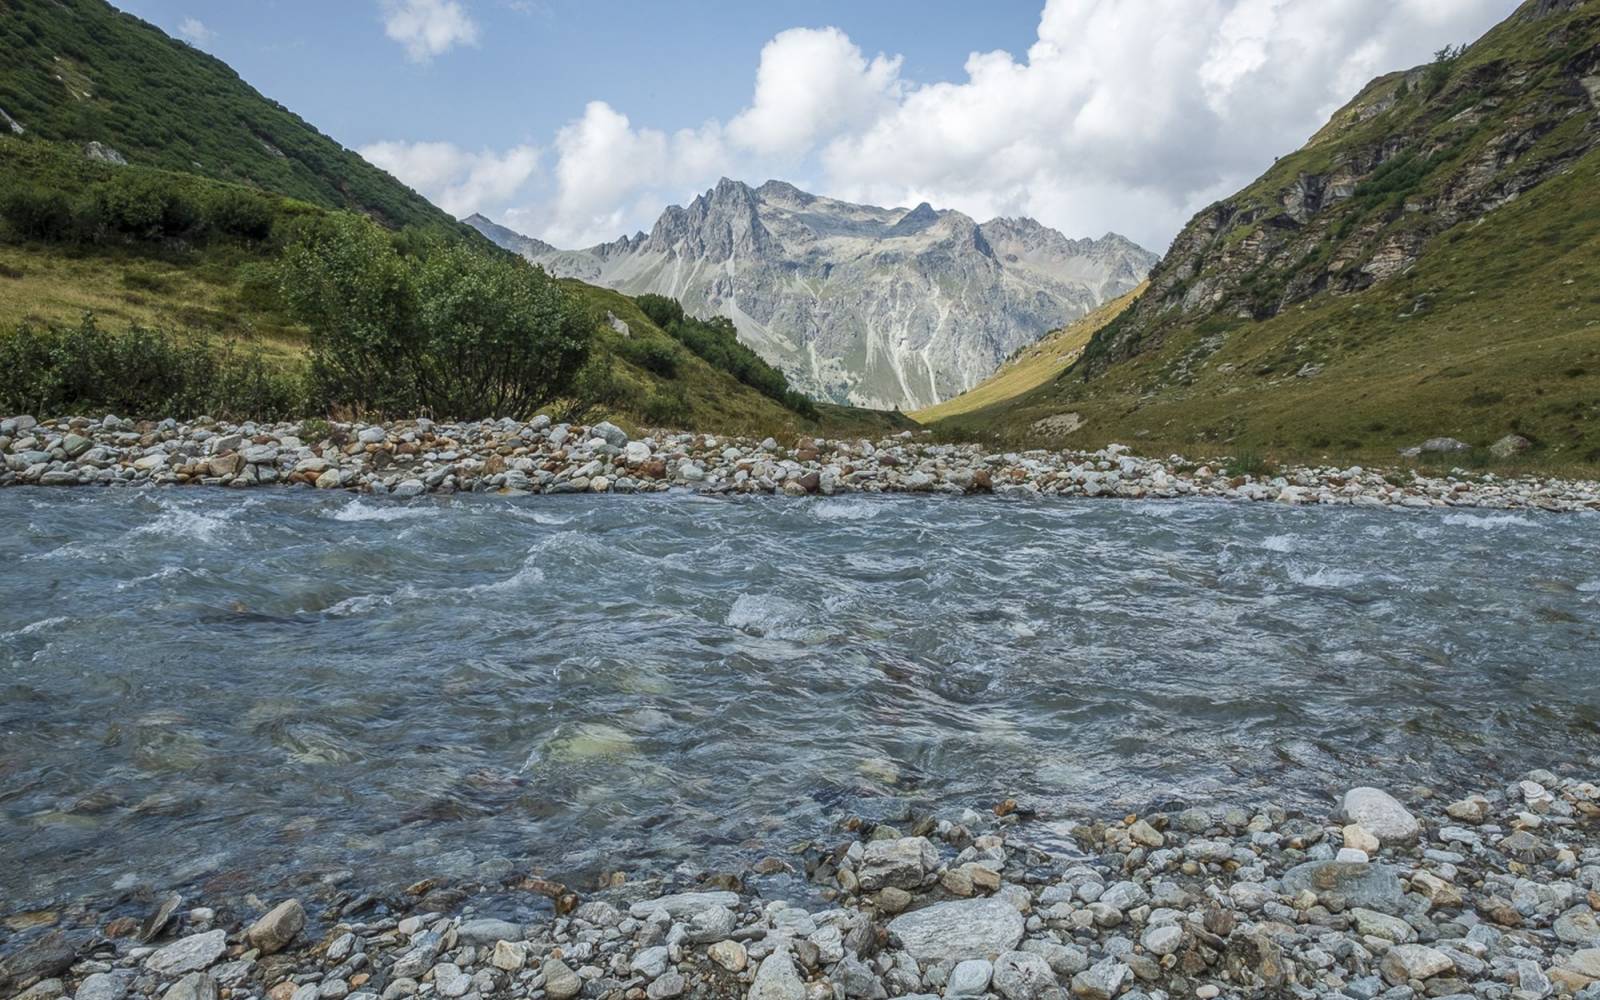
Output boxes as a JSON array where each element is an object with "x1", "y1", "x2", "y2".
[
  {"x1": 0, "y1": 138, "x2": 902, "y2": 437},
  {"x1": 928, "y1": 0, "x2": 1600, "y2": 469},
  {"x1": 0, "y1": 0, "x2": 455, "y2": 231}
]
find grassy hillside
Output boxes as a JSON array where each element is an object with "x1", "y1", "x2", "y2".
[
  {"x1": 930, "y1": 0, "x2": 1600, "y2": 468},
  {"x1": 0, "y1": 0, "x2": 454, "y2": 231},
  {"x1": 910, "y1": 284, "x2": 1144, "y2": 424},
  {"x1": 0, "y1": 137, "x2": 909, "y2": 439}
]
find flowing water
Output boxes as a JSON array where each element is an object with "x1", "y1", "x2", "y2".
[{"x1": 3, "y1": 488, "x2": 1599, "y2": 911}]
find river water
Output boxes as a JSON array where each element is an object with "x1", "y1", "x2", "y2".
[{"x1": 3, "y1": 488, "x2": 1598, "y2": 910}]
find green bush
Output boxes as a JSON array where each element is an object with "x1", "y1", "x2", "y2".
[
  {"x1": 203, "y1": 188, "x2": 275, "y2": 240},
  {"x1": 1, "y1": 185, "x2": 75, "y2": 240},
  {"x1": 636, "y1": 293, "x2": 685, "y2": 328},
  {"x1": 640, "y1": 385, "x2": 690, "y2": 427},
  {"x1": 620, "y1": 337, "x2": 680, "y2": 377},
  {"x1": 82, "y1": 172, "x2": 203, "y2": 240},
  {"x1": 0, "y1": 315, "x2": 304, "y2": 420},
  {"x1": 277, "y1": 212, "x2": 592, "y2": 419}
]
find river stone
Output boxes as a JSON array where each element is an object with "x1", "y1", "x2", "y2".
[
  {"x1": 749, "y1": 949, "x2": 806, "y2": 1000},
  {"x1": 1564, "y1": 950, "x2": 1600, "y2": 979},
  {"x1": 490, "y1": 941, "x2": 526, "y2": 971},
  {"x1": 431, "y1": 964, "x2": 469, "y2": 999},
  {"x1": 0, "y1": 932, "x2": 78, "y2": 986},
  {"x1": 591, "y1": 422, "x2": 628, "y2": 447},
  {"x1": 631, "y1": 947, "x2": 670, "y2": 979},
  {"x1": 456, "y1": 919, "x2": 523, "y2": 946},
  {"x1": 707, "y1": 940, "x2": 747, "y2": 973},
  {"x1": 1070, "y1": 958, "x2": 1128, "y2": 1000},
  {"x1": 859, "y1": 836, "x2": 939, "y2": 891},
  {"x1": 146, "y1": 930, "x2": 227, "y2": 976},
  {"x1": 1350, "y1": 907, "x2": 1416, "y2": 943},
  {"x1": 1557, "y1": 907, "x2": 1600, "y2": 946},
  {"x1": 947, "y1": 959, "x2": 993, "y2": 996},
  {"x1": 1342, "y1": 787, "x2": 1420, "y2": 842},
  {"x1": 628, "y1": 891, "x2": 740, "y2": 920},
  {"x1": 245, "y1": 899, "x2": 304, "y2": 955},
  {"x1": 646, "y1": 972, "x2": 685, "y2": 1000},
  {"x1": 1281, "y1": 860, "x2": 1404, "y2": 912},
  {"x1": 75, "y1": 973, "x2": 130, "y2": 1000},
  {"x1": 1141, "y1": 924, "x2": 1184, "y2": 956},
  {"x1": 992, "y1": 951, "x2": 1056, "y2": 1000},
  {"x1": 1381, "y1": 945, "x2": 1454, "y2": 985},
  {"x1": 888, "y1": 898, "x2": 1025, "y2": 962},
  {"x1": 541, "y1": 959, "x2": 581, "y2": 1000},
  {"x1": 160, "y1": 973, "x2": 216, "y2": 1000},
  {"x1": 682, "y1": 904, "x2": 736, "y2": 943}
]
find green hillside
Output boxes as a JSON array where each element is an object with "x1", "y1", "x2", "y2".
[
  {"x1": 0, "y1": 0, "x2": 453, "y2": 231},
  {"x1": 931, "y1": 0, "x2": 1600, "y2": 468}
]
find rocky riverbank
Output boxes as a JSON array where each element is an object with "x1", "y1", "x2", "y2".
[
  {"x1": 2, "y1": 414, "x2": 1598, "y2": 511},
  {"x1": 5, "y1": 769, "x2": 1600, "y2": 1000}
]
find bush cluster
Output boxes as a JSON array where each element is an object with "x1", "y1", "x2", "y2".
[
  {"x1": 0, "y1": 315, "x2": 303, "y2": 420},
  {"x1": 0, "y1": 170, "x2": 281, "y2": 245},
  {"x1": 276, "y1": 213, "x2": 593, "y2": 419}
]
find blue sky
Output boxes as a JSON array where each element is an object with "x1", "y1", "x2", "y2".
[{"x1": 112, "y1": 0, "x2": 1517, "y2": 252}]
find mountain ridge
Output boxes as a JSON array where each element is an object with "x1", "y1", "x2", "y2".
[
  {"x1": 925, "y1": 0, "x2": 1600, "y2": 465},
  {"x1": 470, "y1": 180, "x2": 1157, "y2": 410}
]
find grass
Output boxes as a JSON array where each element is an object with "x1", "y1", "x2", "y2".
[
  {"x1": 928, "y1": 143, "x2": 1600, "y2": 472},
  {"x1": 909, "y1": 283, "x2": 1145, "y2": 424},
  {"x1": 0, "y1": 242, "x2": 303, "y2": 359}
]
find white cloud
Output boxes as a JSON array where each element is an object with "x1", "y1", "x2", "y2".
[
  {"x1": 381, "y1": 0, "x2": 479, "y2": 62},
  {"x1": 176, "y1": 17, "x2": 214, "y2": 46},
  {"x1": 367, "y1": 0, "x2": 1517, "y2": 250},
  {"x1": 360, "y1": 140, "x2": 540, "y2": 217},
  {"x1": 727, "y1": 28, "x2": 903, "y2": 158}
]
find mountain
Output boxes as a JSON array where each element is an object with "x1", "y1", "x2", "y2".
[
  {"x1": 927, "y1": 0, "x2": 1600, "y2": 466},
  {"x1": 464, "y1": 213, "x2": 558, "y2": 259},
  {"x1": 0, "y1": 0, "x2": 455, "y2": 231},
  {"x1": 469, "y1": 181, "x2": 1157, "y2": 410}
]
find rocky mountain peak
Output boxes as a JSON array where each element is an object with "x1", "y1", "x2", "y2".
[{"x1": 467, "y1": 182, "x2": 1157, "y2": 410}]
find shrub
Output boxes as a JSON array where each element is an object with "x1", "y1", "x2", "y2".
[
  {"x1": 412, "y1": 242, "x2": 592, "y2": 418},
  {"x1": 636, "y1": 293, "x2": 685, "y2": 329},
  {"x1": 84, "y1": 172, "x2": 202, "y2": 239},
  {"x1": 1, "y1": 185, "x2": 74, "y2": 240},
  {"x1": 0, "y1": 315, "x2": 304, "y2": 419},
  {"x1": 203, "y1": 188, "x2": 275, "y2": 240},
  {"x1": 640, "y1": 385, "x2": 690, "y2": 427},
  {"x1": 277, "y1": 212, "x2": 593, "y2": 419},
  {"x1": 620, "y1": 336, "x2": 680, "y2": 377}
]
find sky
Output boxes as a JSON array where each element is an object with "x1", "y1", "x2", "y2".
[{"x1": 112, "y1": 0, "x2": 1518, "y2": 254}]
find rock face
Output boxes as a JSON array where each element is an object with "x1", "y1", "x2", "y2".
[
  {"x1": 887, "y1": 898, "x2": 1025, "y2": 961},
  {"x1": 469, "y1": 181, "x2": 1156, "y2": 410}
]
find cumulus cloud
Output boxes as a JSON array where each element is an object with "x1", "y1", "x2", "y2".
[
  {"x1": 381, "y1": 0, "x2": 479, "y2": 62},
  {"x1": 176, "y1": 17, "x2": 214, "y2": 46},
  {"x1": 818, "y1": 0, "x2": 1513, "y2": 249},
  {"x1": 367, "y1": 0, "x2": 1516, "y2": 249},
  {"x1": 727, "y1": 28, "x2": 903, "y2": 158},
  {"x1": 360, "y1": 141, "x2": 539, "y2": 217}
]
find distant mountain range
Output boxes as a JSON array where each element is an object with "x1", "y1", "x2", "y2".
[{"x1": 468, "y1": 182, "x2": 1157, "y2": 410}]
